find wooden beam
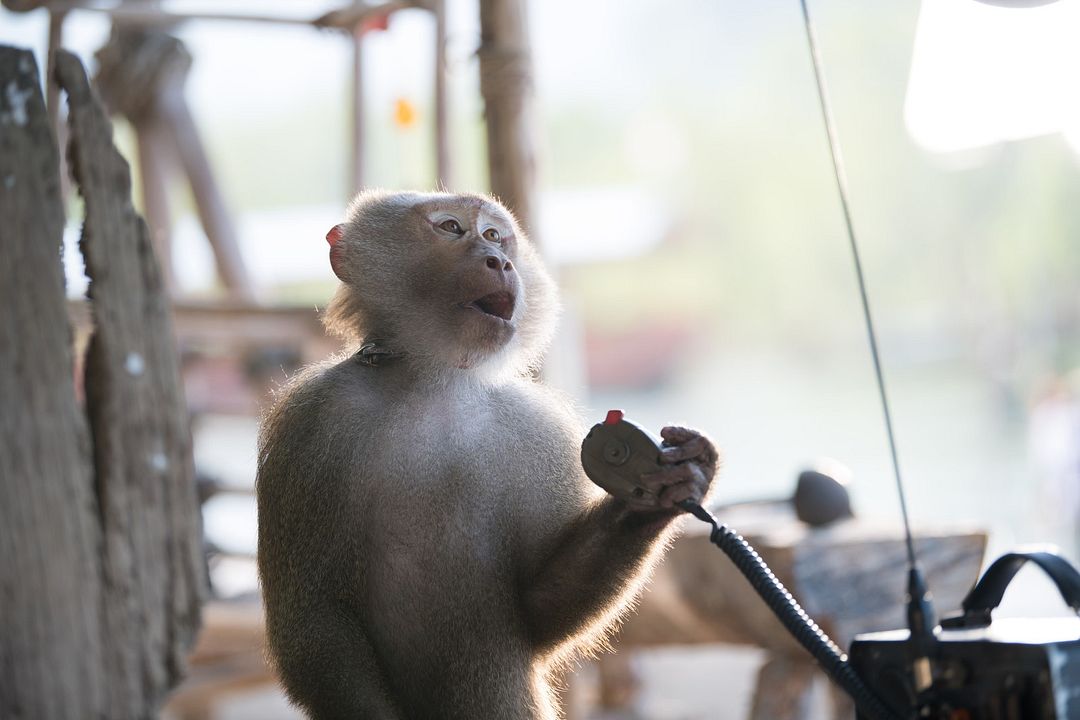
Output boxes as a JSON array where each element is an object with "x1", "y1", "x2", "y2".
[
  {"x1": 162, "y1": 93, "x2": 255, "y2": 299},
  {"x1": 39, "y1": 0, "x2": 410, "y2": 29},
  {"x1": 351, "y1": 25, "x2": 366, "y2": 195},
  {"x1": 45, "y1": 8, "x2": 69, "y2": 203},
  {"x1": 135, "y1": 115, "x2": 178, "y2": 293},
  {"x1": 477, "y1": 0, "x2": 539, "y2": 238},
  {"x1": 44, "y1": 8, "x2": 66, "y2": 140},
  {"x1": 432, "y1": 0, "x2": 451, "y2": 188}
]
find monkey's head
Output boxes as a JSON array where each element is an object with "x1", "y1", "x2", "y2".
[{"x1": 323, "y1": 190, "x2": 558, "y2": 376}]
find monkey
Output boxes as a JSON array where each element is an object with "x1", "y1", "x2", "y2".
[{"x1": 256, "y1": 190, "x2": 719, "y2": 720}]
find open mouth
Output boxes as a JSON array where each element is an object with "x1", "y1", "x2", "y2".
[{"x1": 468, "y1": 291, "x2": 516, "y2": 321}]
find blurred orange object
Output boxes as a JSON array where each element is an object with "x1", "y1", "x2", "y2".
[{"x1": 394, "y1": 98, "x2": 418, "y2": 129}]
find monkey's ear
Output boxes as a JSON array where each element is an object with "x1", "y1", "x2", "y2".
[{"x1": 326, "y1": 224, "x2": 347, "y2": 281}]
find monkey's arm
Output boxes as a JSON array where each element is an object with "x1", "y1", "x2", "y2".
[
  {"x1": 518, "y1": 497, "x2": 679, "y2": 654},
  {"x1": 520, "y1": 426, "x2": 719, "y2": 653}
]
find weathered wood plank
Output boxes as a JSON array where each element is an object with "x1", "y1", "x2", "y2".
[
  {"x1": 0, "y1": 46, "x2": 105, "y2": 719},
  {"x1": 56, "y1": 49, "x2": 205, "y2": 716}
]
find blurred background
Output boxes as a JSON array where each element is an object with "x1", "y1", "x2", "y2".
[{"x1": 3, "y1": 0, "x2": 1080, "y2": 717}]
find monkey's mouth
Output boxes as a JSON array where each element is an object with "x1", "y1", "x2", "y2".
[{"x1": 468, "y1": 291, "x2": 516, "y2": 321}]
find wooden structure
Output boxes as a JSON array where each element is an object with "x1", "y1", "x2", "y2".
[
  {"x1": 5, "y1": 0, "x2": 543, "y2": 367},
  {"x1": 0, "y1": 47, "x2": 204, "y2": 717},
  {"x1": 5, "y1": 1, "x2": 570, "y2": 716},
  {"x1": 478, "y1": 0, "x2": 540, "y2": 235},
  {"x1": 5, "y1": 0, "x2": 473, "y2": 300},
  {"x1": 593, "y1": 505, "x2": 987, "y2": 720}
]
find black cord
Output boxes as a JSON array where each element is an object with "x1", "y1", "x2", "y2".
[{"x1": 679, "y1": 501, "x2": 904, "y2": 720}]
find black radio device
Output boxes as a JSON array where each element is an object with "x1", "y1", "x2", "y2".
[{"x1": 581, "y1": 414, "x2": 1080, "y2": 720}]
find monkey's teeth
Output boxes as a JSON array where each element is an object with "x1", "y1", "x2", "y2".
[{"x1": 472, "y1": 292, "x2": 515, "y2": 321}]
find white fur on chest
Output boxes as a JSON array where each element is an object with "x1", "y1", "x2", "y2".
[
  {"x1": 358, "y1": 379, "x2": 590, "y2": 589},
  {"x1": 375, "y1": 379, "x2": 580, "y2": 497}
]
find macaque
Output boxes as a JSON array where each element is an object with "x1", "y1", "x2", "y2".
[{"x1": 256, "y1": 191, "x2": 719, "y2": 719}]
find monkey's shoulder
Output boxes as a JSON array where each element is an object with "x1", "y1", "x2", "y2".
[{"x1": 258, "y1": 357, "x2": 379, "y2": 449}]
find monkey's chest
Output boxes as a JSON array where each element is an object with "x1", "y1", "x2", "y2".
[
  {"x1": 381, "y1": 389, "x2": 578, "y2": 488},
  {"x1": 361, "y1": 389, "x2": 585, "y2": 574}
]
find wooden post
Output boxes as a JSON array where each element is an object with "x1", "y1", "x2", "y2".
[
  {"x1": 433, "y1": 0, "x2": 451, "y2": 188},
  {"x1": 95, "y1": 25, "x2": 255, "y2": 300},
  {"x1": 45, "y1": 8, "x2": 69, "y2": 202},
  {"x1": 351, "y1": 25, "x2": 366, "y2": 195},
  {"x1": 164, "y1": 93, "x2": 255, "y2": 299},
  {"x1": 0, "y1": 46, "x2": 105, "y2": 718},
  {"x1": 477, "y1": 0, "x2": 539, "y2": 239},
  {"x1": 136, "y1": 116, "x2": 178, "y2": 292},
  {"x1": 0, "y1": 46, "x2": 205, "y2": 717},
  {"x1": 45, "y1": 9, "x2": 66, "y2": 142}
]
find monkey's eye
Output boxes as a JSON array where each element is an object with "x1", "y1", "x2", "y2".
[
  {"x1": 439, "y1": 218, "x2": 464, "y2": 235},
  {"x1": 483, "y1": 228, "x2": 501, "y2": 243}
]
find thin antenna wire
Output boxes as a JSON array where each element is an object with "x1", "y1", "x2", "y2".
[{"x1": 797, "y1": 0, "x2": 917, "y2": 568}]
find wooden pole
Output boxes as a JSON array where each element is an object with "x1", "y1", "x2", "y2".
[
  {"x1": 477, "y1": 0, "x2": 539, "y2": 239},
  {"x1": 45, "y1": 9, "x2": 66, "y2": 139},
  {"x1": 37, "y1": 0, "x2": 407, "y2": 28},
  {"x1": 351, "y1": 25, "x2": 366, "y2": 195},
  {"x1": 433, "y1": 0, "x2": 451, "y2": 188},
  {"x1": 95, "y1": 26, "x2": 254, "y2": 300},
  {"x1": 163, "y1": 94, "x2": 255, "y2": 300},
  {"x1": 45, "y1": 8, "x2": 69, "y2": 204},
  {"x1": 135, "y1": 116, "x2": 177, "y2": 293}
]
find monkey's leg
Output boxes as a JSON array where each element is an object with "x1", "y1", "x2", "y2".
[
  {"x1": 519, "y1": 498, "x2": 677, "y2": 654},
  {"x1": 270, "y1": 604, "x2": 403, "y2": 720}
]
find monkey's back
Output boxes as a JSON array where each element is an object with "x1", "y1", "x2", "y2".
[{"x1": 256, "y1": 357, "x2": 595, "y2": 718}]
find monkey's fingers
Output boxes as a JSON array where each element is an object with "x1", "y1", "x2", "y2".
[
  {"x1": 660, "y1": 427, "x2": 720, "y2": 470},
  {"x1": 640, "y1": 462, "x2": 708, "y2": 493},
  {"x1": 659, "y1": 436, "x2": 709, "y2": 464},
  {"x1": 657, "y1": 480, "x2": 704, "y2": 509},
  {"x1": 660, "y1": 426, "x2": 698, "y2": 444}
]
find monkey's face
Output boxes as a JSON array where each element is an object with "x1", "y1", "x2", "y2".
[
  {"x1": 328, "y1": 192, "x2": 557, "y2": 373},
  {"x1": 410, "y1": 197, "x2": 522, "y2": 360}
]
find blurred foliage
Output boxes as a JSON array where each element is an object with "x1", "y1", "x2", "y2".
[{"x1": 536, "y1": 0, "x2": 1080, "y2": 380}]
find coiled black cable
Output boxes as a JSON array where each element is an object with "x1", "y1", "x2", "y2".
[{"x1": 678, "y1": 501, "x2": 904, "y2": 720}]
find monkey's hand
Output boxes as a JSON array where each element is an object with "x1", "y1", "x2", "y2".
[{"x1": 638, "y1": 426, "x2": 720, "y2": 511}]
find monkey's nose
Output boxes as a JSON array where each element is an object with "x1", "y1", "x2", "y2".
[{"x1": 485, "y1": 256, "x2": 513, "y2": 273}]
